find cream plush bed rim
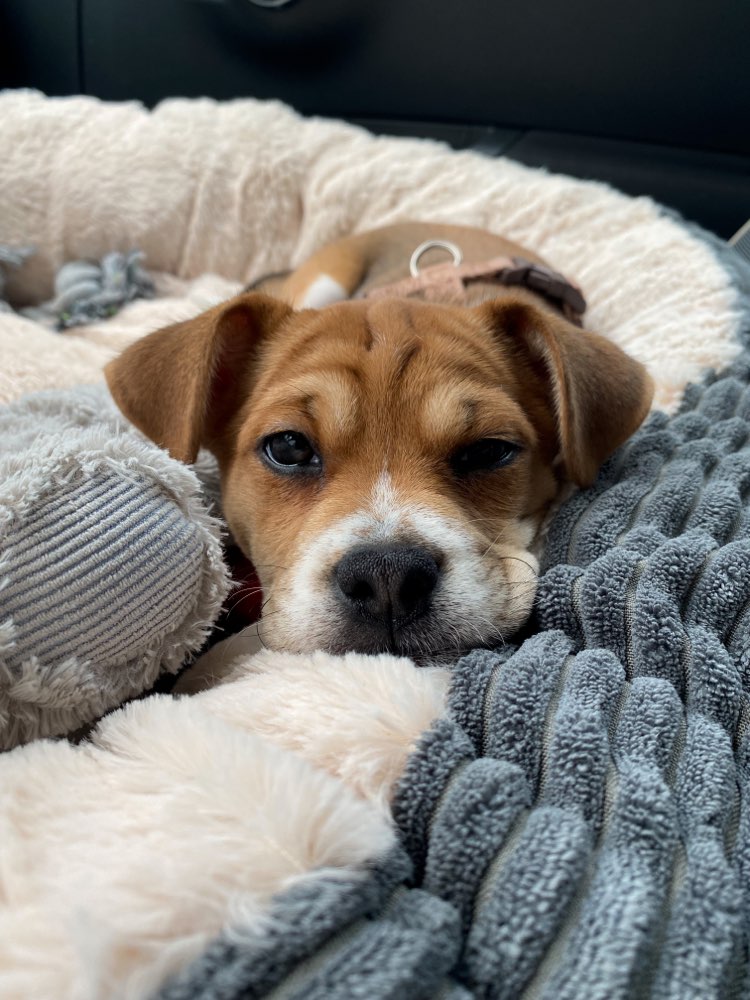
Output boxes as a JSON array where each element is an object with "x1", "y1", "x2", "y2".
[{"x1": 0, "y1": 88, "x2": 746, "y2": 412}]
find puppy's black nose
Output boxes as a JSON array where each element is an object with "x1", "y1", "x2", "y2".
[{"x1": 334, "y1": 545, "x2": 440, "y2": 627}]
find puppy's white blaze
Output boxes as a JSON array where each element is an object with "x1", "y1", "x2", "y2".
[
  {"x1": 297, "y1": 275, "x2": 347, "y2": 309},
  {"x1": 368, "y1": 470, "x2": 406, "y2": 537}
]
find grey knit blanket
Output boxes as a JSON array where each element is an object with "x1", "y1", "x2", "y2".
[{"x1": 154, "y1": 261, "x2": 750, "y2": 997}]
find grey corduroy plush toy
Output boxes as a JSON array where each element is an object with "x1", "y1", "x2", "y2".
[{"x1": 0, "y1": 385, "x2": 229, "y2": 749}]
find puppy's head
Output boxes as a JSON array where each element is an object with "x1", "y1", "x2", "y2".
[{"x1": 106, "y1": 291, "x2": 652, "y2": 659}]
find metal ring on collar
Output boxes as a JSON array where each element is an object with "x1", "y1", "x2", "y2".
[{"x1": 409, "y1": 239, "x2": 463, "y2": 277}]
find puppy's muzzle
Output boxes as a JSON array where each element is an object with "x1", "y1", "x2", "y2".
[{"x1": 334, "y1": 545, "x2": 441, "y2": 635}]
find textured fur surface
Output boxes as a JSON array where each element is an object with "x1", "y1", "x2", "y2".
[
  {"x1": 0, "y1": 651, "x2": 447, "y2": 999},
  {"x1": 0, "y1": 91, "x2": 746, "y2": 411}
]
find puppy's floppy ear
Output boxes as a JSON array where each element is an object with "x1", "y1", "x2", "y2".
[
  {"x1": 482, "y1": 297, "x2": 654, "y2": 486},
  {"x1": 105, "y1": 293, "x2": 292, "y2": 464}
]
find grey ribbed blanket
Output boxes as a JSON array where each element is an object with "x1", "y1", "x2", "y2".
[{"x1": 156, "y1": 263, "x2": 750, "y2": 1000}]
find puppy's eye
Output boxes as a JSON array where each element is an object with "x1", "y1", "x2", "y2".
[
  {"x1": 451, "y1": 438, "x2": 521, "y2": 475},
  {"x1": 261, "y1": 431, "x2": 321, "y2": 472}
]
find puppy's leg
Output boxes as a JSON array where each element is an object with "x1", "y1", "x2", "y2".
[
  {"x1": 282, "y1": 238, "x2": 372, "y2": 308},
  {"x1": 244, "y1": 246, "x2": 365, "y2": 308},
  {"x1": 252, "y1": 225, "x2": 425, "y2": 308},
  {"x1": 243, "y1": 270, "x2": 290, "y2": 296}
]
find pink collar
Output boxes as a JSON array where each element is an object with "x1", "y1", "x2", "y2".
[{"x1": 364, "y1": 254, "x2": 586, "y2": 325}]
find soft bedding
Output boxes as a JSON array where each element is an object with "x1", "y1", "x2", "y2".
[{"x1": 1, "y1": 90, "x2": 750, "y2": 999}]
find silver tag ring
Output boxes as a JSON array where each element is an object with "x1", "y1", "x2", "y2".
[{"x1": 409, "y1": 239, "x2": 463, "y2": 277}]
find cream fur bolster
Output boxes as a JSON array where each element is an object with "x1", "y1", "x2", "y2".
[
  {"x1": 0, "y1": 650, "x2": 449, "y2": 1000},
  {"x1": 0, "y1": 89, "x2": 746, "y2": 413}
]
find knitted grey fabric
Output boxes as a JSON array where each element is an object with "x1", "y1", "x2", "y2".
[
  {"x1": 22, "y1": 250, "x2": 155, "y2": 329},
  {"x1": 0, "y1": 385, "x2": 229, "y2": 748},
  {"x1": 154, "y1": 258, "x2": 750, "y2": 996},
  {"x1": 0, "y1": 244, "x2": 154, "y2": 326}
]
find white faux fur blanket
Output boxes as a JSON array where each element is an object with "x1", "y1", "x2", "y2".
[
  {"x1": 0, "y1": 649, "x2": 448, "y2": 998},
  {"x1": 0, "y1": 89, "x2": 745, "y2": 410}
]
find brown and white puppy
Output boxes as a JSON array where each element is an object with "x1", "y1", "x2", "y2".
[{"x1": 106, "y1": 223, "x2": 653, "y2": 661}]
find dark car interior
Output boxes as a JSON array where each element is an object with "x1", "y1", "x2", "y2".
[{"x1": 3, "y1": 0, "x2": 749, "y2": 240}]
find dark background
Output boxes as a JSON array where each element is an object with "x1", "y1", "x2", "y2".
[{"x1": 2, "y1": 0, "x2": 748, "y2": 238}]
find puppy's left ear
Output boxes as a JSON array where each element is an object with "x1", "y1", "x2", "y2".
[
  {"x1": 482, "y1": 297, "x2": 654, "y2": 486},
  {"x1": 105, "y1": 293, "x2": 293, "y2": 464}
]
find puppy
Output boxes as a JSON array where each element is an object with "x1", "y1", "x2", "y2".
[{"x1": 106, "y1": 223, "x2": 653, "y2": 661}]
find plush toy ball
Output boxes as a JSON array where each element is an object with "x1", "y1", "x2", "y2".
[{"x1": 0, "y1": 385, "x2": 229, "y2": 749}]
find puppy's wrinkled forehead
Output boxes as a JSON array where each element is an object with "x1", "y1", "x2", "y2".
[{"x1": 240, "y1": 299, "x2": 534, "y2": 459}]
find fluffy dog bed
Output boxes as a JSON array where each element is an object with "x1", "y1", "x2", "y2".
[{"x1": 1, "y1": 90, "x2": 750, "y2": 999}]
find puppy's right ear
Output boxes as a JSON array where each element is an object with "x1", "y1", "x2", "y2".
[{"x1": 105, "y1": 293, "x2": 292, "y2": 464}]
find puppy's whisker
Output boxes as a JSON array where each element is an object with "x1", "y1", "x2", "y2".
[
  {"x1": 260, "y1": 591, "x2": 278, "y2": 613},
  {"x1": 498, "y1": 553, "x2": 540, "y2": 577},
  {"x1": 224, "y1": 594, "x2": 264, "y2": 617},
  {"x1": 479, "y1": 527, "x2": 509, "y2": 562},
  {"x1": 228, "y1": 583, "x2": 275, "y2": 601},
  {"x1": 462, "y1": 515, "x2": 511, "y2": 527},
  {"x1": 227, "y1": 585, "x2": 264, "y2": 600}
]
